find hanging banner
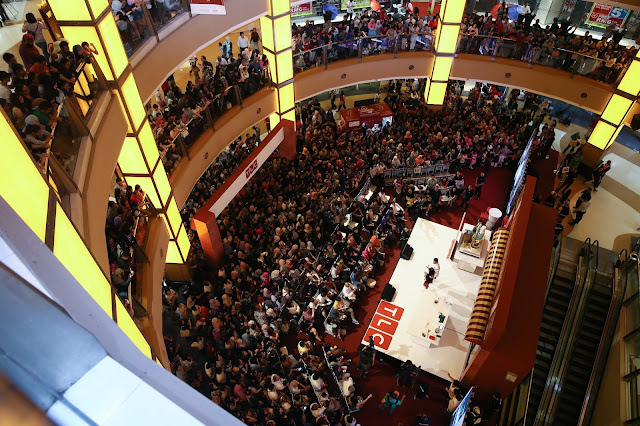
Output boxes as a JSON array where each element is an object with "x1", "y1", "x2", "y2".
[
  {"x1": 586, "y1": 3, "x2": 630, "y2": 30},
  {"x1": 341, "y1": 0, "x2": 369, "y2": 11},
  {"x1": 292, "y1": 2, "x2": 313, "y2": 17},
  {"x1": 190, "y1": 0, "x2": 226, "y2": 15}
]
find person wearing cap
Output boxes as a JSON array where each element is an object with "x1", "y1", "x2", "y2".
[{"x1": 379, "y1": 390, "x2": 405, "y2": 415}]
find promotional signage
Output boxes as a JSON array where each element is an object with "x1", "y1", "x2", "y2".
[
  {"x1": 586, "y1": 3, "x2": 630, "y2": 29},
  {"x1": 363, "y1": 300, "x2": 404, "y2": 350},
  {"x1": 190, "y1": 0, "x2": 226, "y2": 15},
  {"x1": 450, "y1": 387, "x2": 474, "y2": 426},
  {"x1": 341, "y1": 0, "x2": 369, "y2": 11},
  {"x1": 292, "y1": 2, "x2": 313, "y2": 17}
]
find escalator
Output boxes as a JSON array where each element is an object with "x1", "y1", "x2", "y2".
[{"x1": 524, "y1": 237, "x2": 590, "y2": 425}]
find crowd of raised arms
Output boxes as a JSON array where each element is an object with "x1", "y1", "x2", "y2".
[{"x1": 157, "y1": 77, "x2": 554, "y2": 425}]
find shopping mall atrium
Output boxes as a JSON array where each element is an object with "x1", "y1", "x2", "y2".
[{"x1": 1, "y1": 0, "x2": 640, "y2": 425}]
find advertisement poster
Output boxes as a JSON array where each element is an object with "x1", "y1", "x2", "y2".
[
  {"x1": 586, "y1": 3, "x2": 630, "y2": 29},
  {"x1": 292, "y1": 2, "x2": 314, "y2": 17},
  {"x1": 341, "y1": 0, "x2": 369, "y2": 11},
  {"x1": 190, "y1": 0, "x2": 226, "y2": 15}
]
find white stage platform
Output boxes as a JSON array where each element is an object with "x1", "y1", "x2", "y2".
[{"x1": 362, "y1": 219, "x2": 483, "y2": 381}]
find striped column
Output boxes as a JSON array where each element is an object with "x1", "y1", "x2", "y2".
[{"x1": 465, "y1": 229, "x2": 510, "y2": 344}]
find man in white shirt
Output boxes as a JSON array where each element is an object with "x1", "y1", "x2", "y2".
[
  {"x1": 518, "y1": 2, "x2": 531, "y2": 25},
  {"x1": 0, "y1": 71, "x2": 11, "y2": 101},
  {"x1": 431, "y1": 258, "x2": 440, "y2": 279},
  {"x1": 237, "y1": 31, "x2": 250, "y2": 55},
  {"x1": 346, "y1": 0, "x2": 355, "y2": 20}
]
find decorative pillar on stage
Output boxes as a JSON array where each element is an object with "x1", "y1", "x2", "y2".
[
  {"x1": 424, "y1": 0, "x2": 464, "y2": 106},
  {"x1": 465, "y1": 230, "x2": 509, "y2": 345},
  {"x1": 47, "y1": 0, "x2": 190, "y2": 264},
  {"x1": 586, "y1": 50, "x2": 640, "y2": 152},
  {"x1": 260, "y1": 0, "x2": 296, "y2": 128}
]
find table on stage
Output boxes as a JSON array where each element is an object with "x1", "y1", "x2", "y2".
[{"x1": 406, "y1": 290, "x2": 453, "y2": 347}]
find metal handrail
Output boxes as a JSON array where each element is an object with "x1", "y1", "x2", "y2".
[
  {"x1": 533, "y1": 237, "x2": 592, "y2": 425},
  {"x1": 540, "y1": 239, "x2": 599, "y2": 425},
  {"x1": 577, "y1": 249, "x2": 629, "y2": 425}
]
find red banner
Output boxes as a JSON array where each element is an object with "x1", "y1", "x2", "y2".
[
  {"x1": 586, "y1": 3, "x2": 630, "y2": 29},
  {"x1": 190, "y1": 0, "x2": 226, "y2": 15},
  {"x1": 291, "y1": 3, "x2": 312, "y2": 14}
]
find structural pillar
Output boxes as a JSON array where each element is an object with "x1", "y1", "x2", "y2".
[
  {"x1": 424, "y1": 0, "x2": 465, "y2": 106},
  {"x1": 192, "y1": 213, "x2": 225, "y2": 267}
]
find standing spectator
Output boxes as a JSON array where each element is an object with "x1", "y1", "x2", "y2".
[
  {"x1": 569, "y1": 189, "x2": 592, "y2": 225},
  {"x1": 237, "y1": 32, "x2": 250, "y2": 55},
  {"x1": 379, "y1": 390, "x2": 405, "y2": 415},
  {"x1": 19, "y1": 34, "x2": 40, "y2": 70},
  {"x1": 250, "y1": 27, "x2": 260, "y2": 52},
  {"x1": 461, "y1": 185, "x2": 473, "y2": 211},
  {"x1": 589, "y1": 160, "x2": 612, "y2": 191},
  {"x1": 346, "y1": 0, "x2": 355, "y2": 21},
  {"x1": 22, "y1": 13, "x2": 49, "y2": 63},
  {"x1": 474, "y1": 171, "x2": 486, "y2": 200},
  {"x1": 0, "y1": 71, "x2": 10, "y2": 101}
]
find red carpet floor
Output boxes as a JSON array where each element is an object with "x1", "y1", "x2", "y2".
[{"x1": 282, "y1": 165, "x2": 519, "y2": 425}]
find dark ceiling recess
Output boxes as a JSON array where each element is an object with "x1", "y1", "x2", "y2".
[
  {"x1": 256, "y1": 108, "x2": 261, "y2": 114},
  {"x1": 409, "y1": 65, "x2": 414, "y2": 70},
  {"x1": 204, "y1": 152, "x2": 209, "y2": 160},
  {"x1": 581, "y1": 93, "x2": 588, "y2": 98},
  {"x1": 341, "y1": 73, "x2": 347, "y2": 79},
  {"x1": 505, "y1": 72, "x2": 511, "y2": 78}
]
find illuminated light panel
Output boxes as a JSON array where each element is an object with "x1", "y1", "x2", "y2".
[
  {"x1": 76, "y1": 71, "x2": 90, "y2": 98},
  {"x1": 124, "y1": 176, "x2": 159, "y2": 207},
  {"x1": 441, "y1": 0, "x2": 465, "y2": 23},
  {"x1": 617, "y1": 61, "x2": 640, "y2": 97},
  {"x1": 588, "y1": 121, "x2": 617, "y2": 149},
  {"x1": 273, "y1": 15, "x2": 292, "y2": 52},
  {"x1": 436, "y1": 25, "x2": 460, "y2": 54},
  {"x1": 97, "y1": 14, "x2": 128, "y2": 79},
  {"x1": 601, "y1": 94, "x2": 633, "y2": 125},
  {"x1": 152, "y1": 166, "x2": 172, "y2": 207},
  {"x1": 166, "y1": 198, "x2": 182, "y2": 237},
  {"x1": 270, "y1": 0, "x2": 290, "y2": 16},
  {"x1": 260, "y1": 17, "x2": 275, "y2": 52},
  {"x1": 76, "y1": 98, "x2": 90, "y2": 116},
  {"x1": 432, "y1": 57, "x2": 454, "y2": 82},
  {"x1": 119, "y1": 137, "x2": 148, "y2": 174},
  {"x1": 277, "y1": 84, "x2": 295, "y2": 113},
  {"x1": 427, "y1": 81, "x2": 448, "y2": 105},
  {"x1": 269, "y1": 112, "x2": 281, "y2": 128},
  {"x1": 113, "y1": 90, "x2": 132, "y2": 133},
  {"x1": 48, "y1": 0, "x2": 91, "y2": 21},
  {"x1": 0, "y1": 117, "x2": 49, "y2": 241},
  {"x1": 139, "y1": 122, "x2": 160, "y2": 166},
  {"x1": 116, "y1": 300, "x2": 152, "y2": 358},
  {"x1": 166, "y1": 240, "x2": 184, "y2": 263},
  {"x1": 61, "y1": 26, "x2": 113, "y2": 81},
  {"x1": 281, "y1": 110, "x2": 296, "y2": 124},
  {"x1": 275, "y1": 52, "x2": 294, "y2": 83},
  {"x1": 53, "y1": 203, "x2": 112, "y2": 314},
  {"x1": 87, "y1": 0, "x2": 109, "y2": 16},
  {"x1": 121, "y1": 75, "x2": 146, "y2": 130},
  {"x1": 176, "y1": 226, "x2": 191, "y2": 259}
]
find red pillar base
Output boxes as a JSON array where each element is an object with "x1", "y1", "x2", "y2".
[
  {"x1": 279, "y1": 119, "x2": 297, "y2": 161},
  {"x1": 192, "y1": 212, "x2": 224, "y2": 268}
]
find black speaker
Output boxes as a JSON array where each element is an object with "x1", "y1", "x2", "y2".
[
  {"x1": 381, "y1": 283, "x2": 396, "y2": 301},
  {"x1": 401, "y1": 244, "x2": 413, "y2": 260},
  {"x1": 631, "y1": 114, "x2": 640, "y2": 131}
]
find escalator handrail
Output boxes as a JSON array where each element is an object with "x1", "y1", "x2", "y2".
[
  {"x1": 577, "y1": 249, "x2": 630, "y2": 426},
  {"x1": 544, "y1": 239, "x2": 600, "y2": 424},
  {"x1": 533, "y1": 237, "x2": 593, "y2": 425},
  {"x1": 544, "y1": 234, "x2": 564, "y2": 302}
]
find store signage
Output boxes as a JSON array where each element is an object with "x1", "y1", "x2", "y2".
[
  {"x1": 341, "y1": 0, "x2": 369, "y2": 11},
  {"x1": 292, "y1": 2, "x2": 313, "y2": 15},
  {"x1": 586, "y1": 3, "x2": 630, "y2": 29},
  {"x1": 190, "y1": 0, "x2": 226, "y2": 15},
  {"x1": 245, "y1": 159, "x2": 258, "y2": 179},
  {"x1": 363, "y1": 301, "x2": 404, "y2": 350}
]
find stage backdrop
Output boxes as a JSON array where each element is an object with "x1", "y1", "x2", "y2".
[{"x1": 191, "y1": 0, "x2": 226, "y2": 15}]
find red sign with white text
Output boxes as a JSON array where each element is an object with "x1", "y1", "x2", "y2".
[
  {"x1": 363, "y1": 300, "x2": 404, "y2": 351},
  {"x1": 190, "y1": 0, "x2": 226, "y2": 15}
]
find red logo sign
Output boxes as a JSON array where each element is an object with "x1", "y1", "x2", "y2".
[
  {"x1": 291, "y1": 3, "x2": 312, "y2": 14},
  {"x1": 245, "y1": 159, "x2": 259, "y2": 179},
  {"x1": 364, "y1": 300, "x2": 404, "y2": 351}
]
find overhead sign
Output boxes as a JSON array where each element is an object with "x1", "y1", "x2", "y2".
[
  {"x1": 190, "y1": 0, "x2": 226, "y2": 15},
  {"x1": 292, "y1": 2, "x2": 313, "y2": 17},
  {"x1": 586, "y1": 3, "x2": 630, "y2": 30}
]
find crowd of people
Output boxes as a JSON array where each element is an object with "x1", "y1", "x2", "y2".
[
  {"x1": 1, "y1": 13, "x2": 97, "y2": 170},
  {"x1": 159, "y1": 76, "x2": 556, "y2": 424},
  {"x1": 459, "y1": 9, "x2": 637, "y2": 83}
]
